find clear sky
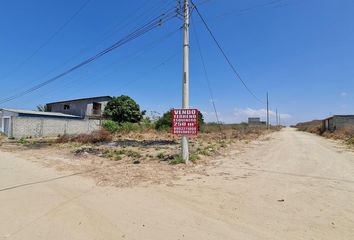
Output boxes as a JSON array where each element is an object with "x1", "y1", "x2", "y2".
[{"x1": 1, "y1": 0, "x2": 353, "y2": 125}]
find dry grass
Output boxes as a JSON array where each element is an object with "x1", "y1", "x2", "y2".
[
  {"x1": 295, "y1": 120, "x2": 323, "y2": 135},
  {"x1": 0, "y1": 123, "x2": 279, "y2": 187},
  {"x1": 322, "y1": 126, "x2": 354, "y2": 141},
  {"x1": 57, "y1": 130, "x2": 112, "y2": 144},
  {"x1": 296, "y1": 120, "x2": 354, "y2": 147}
]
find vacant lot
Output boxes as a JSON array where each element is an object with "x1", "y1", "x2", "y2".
[
  {"x1": 0, "y1": 125, "x2": 273, "y2": 187},
  {"x1": 1, "y1": 128, "x2": 354, "y2": 239}
]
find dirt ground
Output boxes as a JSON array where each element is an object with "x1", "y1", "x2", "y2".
[
  {"x1": 0, "y1": 128, "x2": 268, "y2": 188},
  {"x1": 1, "y1": 128, "x2": 354, "y2": 239}
]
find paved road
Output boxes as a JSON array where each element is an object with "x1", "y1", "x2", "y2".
[{"x1": 1, "y1": 128, "x2": 354, "y2": 239}]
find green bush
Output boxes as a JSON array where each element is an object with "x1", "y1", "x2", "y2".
[
  {"x1": 104, "y1": 95, "x2": 145, "y2": 123},
  {"x1": 102, "y1": 121, "x2": 142, "y2": 133},
  {"x1": 155, "y1": 110, "x2": 205, "y2": 131},
  {"x1": 102, "y1": 120, "x2": 120, "y2": 133},
  {"x1": 155, "y1": 110, "x2": 172, "y2": 131},
  {"x1": 119, "y1": 122, "x2": 139, "y2": 132}
]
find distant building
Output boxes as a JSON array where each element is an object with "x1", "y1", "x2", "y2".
[
  {"x1": 0, "y1": 108, "x2": 100, "y2": 138},
  {"x1": 248, "y1": 117, "x2": 266, "y2": 125},
  {"x1": 322, "y1": 115, "x2": 354, "y2": 132},
  {"x1": 46, "y1": 96, "x2": 112, "y2": 118}
]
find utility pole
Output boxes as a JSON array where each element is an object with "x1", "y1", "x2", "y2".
[
  {"x1": 181, "y1": 0, "x2": 190, "y2": 163},
  {"x1": 266, "y1": 92, "x2": 269, "y2": 130},
  {"x1": 276, "y1": 108, "x2": 278, "y2": 126}
]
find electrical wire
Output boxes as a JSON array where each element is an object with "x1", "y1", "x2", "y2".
[
  {"x1": 191, "y1": 2, "x2": 265, "y2": 104},
  {"x1": 1, "y1": 0, "x2": 93, "y2": 81},
  {"x1": 191, "y1": 14, "x2": 224, "y2": 136},
  {"x1": 0, "y1": 9, "x2": 177, "y2": 105},
  {"x1": 0, "y1": 0, "x2": 176, "y2": 99},
  {"x1": 17, "y1": 28, "x2": 181, "y2": 106}
]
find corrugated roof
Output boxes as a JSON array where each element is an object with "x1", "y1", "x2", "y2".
[
  {"x1": 46, "y1": 96, "x2": 112, "y2": 105},
  {"x1": 323, "y1": 115, "x2": 354, "y2": 120},
  {"x1": 0, "y1": 108, "x2": 80, "y2": 118}
]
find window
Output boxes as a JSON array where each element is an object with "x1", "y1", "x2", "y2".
[
  {"x1": 92, "y1": 102, "x2": 102, "y2": 115},
  {"x1": 64, "y1": 104, "x2": 70, "y2": 110}
]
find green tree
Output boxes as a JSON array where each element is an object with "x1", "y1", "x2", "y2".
[
  {"x1": 155, "y1": 109, "x2": 204, "y2": 131},
  {"x1": 104, "y1": 95, "x2": 145, "y2": 123},
  {"x1": 155, "y1": 110, "x2": 173, "y2": 131}
]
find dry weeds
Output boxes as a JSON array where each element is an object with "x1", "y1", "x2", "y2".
[{"x1": 0, "y1": 125, "x2": 277, "y2": 187}]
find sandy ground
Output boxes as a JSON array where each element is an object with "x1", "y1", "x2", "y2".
[{"x1": 1, "y1": 128, "x2": 354, "y2": 239}]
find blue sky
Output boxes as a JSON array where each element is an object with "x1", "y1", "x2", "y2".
[{"x1": 1, "y1": 0, "x2": 354, "y2": 125}]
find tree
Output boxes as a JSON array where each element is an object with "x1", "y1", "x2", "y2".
[
  {"x1": 104, "y1": 95, "x2": 144, "y2": 123},
  {"x1": 155, "y1": 110, "x2": 173, "y2": 130},
  {"x1": 155, "y1": 109, "x2": 205, "y2": 131}
]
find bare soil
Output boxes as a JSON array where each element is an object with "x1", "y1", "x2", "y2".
[
  {"x1": 1, "y1": 128, "x2": 354, "y2": 239},
  {"x1": 0, "y1": 129, "x2": 270, "y2": 188}
]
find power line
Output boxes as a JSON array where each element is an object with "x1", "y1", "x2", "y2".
[
  {"x1": 0, "y1": 10, "x2": 177, "y2": 105},
  {"x1": 191, "y1": 14, "x2": 224, "y2": 136},
  {"x1": 1, "y1": 0, "x2": 93, "y2": 81},
  {"x1": 191, "y1": 2, "x2": 264, "y2": 104},
  {"x1": 17, "y1": 28, "x2": 181, "y2": 105},
  {"x1": 0, "y1": 1, "x2": 176, "y2": 100},
  {"x1": 215, "y1": 0, "x2": 292, "y2": 19}
]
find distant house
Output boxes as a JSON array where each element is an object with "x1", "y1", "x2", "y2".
[
  {"x1": 46, "y1": 96, "x2": 112, "y2": 118},
  {"x1": 322, "y1": 115, "x2": 354, "y2": 132},
  {"x1": 248, "y1": 117, "x2": 266, "y2": 125}
]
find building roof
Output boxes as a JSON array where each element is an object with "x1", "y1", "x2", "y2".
[
  {"x1": 0, "y1": 108, "x2": 80, "y2": 118},
  {"x1": 324, "y1": 115, "x2": 354, "y2": 120},
  {"x1": 46, "y1": 96, "x2": 112, "y2": 105}
]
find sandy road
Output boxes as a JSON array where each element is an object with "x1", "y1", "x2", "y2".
[{"x1": 1, "y1": 128, "x2": 354, "y2": 240}]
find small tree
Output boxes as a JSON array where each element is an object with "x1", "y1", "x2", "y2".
[
  {"x1": 155, "y1": 110, "x2": 173, "y2": 131},
  {"x1": 104, "y1": 95, "x2": 144, "y2": 123},
  {"x1": 155, "y1": 109, "x2": 204, "y2": 131}
]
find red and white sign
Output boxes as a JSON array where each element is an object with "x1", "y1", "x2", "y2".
[{"x1": 172, "y1": 109, "x2": 199, "y2": 136}]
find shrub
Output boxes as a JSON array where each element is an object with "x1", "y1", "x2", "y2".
[
  {"x1": 155, "y1": 110, "x2": 205, "y2": 131},
  {"x1": 155, "y1": 110, "x2": 172, "y2": 131},
  {"x1": 119, "y1": 122, "x2": 139, "y2": 132},
  {"x1": 104, "y1": 95, "x2": 145, "y2": 123},
  {"x1": 57, "y1": 130, "x2": 112, "y2": 144},
  {"x1": 102, "y1": 120, "x2": 120, "y2": 133}
]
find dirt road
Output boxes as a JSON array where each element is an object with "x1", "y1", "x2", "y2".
[{"x1": 1, "y1": 128, "x2": 354, "y2": 239}]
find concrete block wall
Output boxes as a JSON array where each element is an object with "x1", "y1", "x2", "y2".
[
  {"x1": 335, "y1": 117, "x2": 354, "y2": 130},
  {"x1": 11, "y1": 117, "x2": 101, "y2": 138}
]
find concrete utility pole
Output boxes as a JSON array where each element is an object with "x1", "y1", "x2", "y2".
[
  {"x1": 266, "y1": 92, "x2": 270, "y2": 130},
  {"x1": 181, "y1": 0, "x2": 190, "y2": 163},
  {"x1": 276, "y1": 108, "x2": 278, "y2": 126}
]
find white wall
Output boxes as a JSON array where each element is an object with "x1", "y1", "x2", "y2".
[{"x1": 11, "y1": 117, "x2": 101, "y2": 138}]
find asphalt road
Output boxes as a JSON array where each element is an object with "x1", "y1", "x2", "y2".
[{"x1": 1, "y1": 128, "x2": 354, "y2": 239}]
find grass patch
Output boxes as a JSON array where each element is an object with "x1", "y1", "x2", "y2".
[
  {"x1": 126, "y1": 150, "x2": 142, "y2": 158},
  {"x1": 17, "y1": 137, "x2": 30, "y2": 144},
  {"x1": 103, "y1": 149, "x2": 142, "y2": 160},
  {"x1": 346, "y1": 136, "x2": 354, "y2": 146},
  {"x1": 170, "y1": 155, "x2": 185, "y2": 165},
  {"x1": 189, "y1": 153, "x2": 200, "y2": 163}
]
